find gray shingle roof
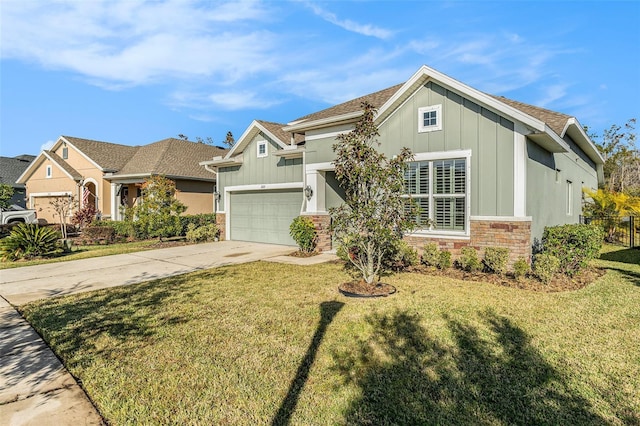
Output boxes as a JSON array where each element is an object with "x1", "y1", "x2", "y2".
[
  {"x1": 0, "y1": 156, "x2": 35, "y2": 187},
  {"x1": 63, "y1": 136, "x2": 140, "y2": 171},
  {"x1": 257, "y1": 120, "x2": 305, "y2": 144},
  {"x1": 292, "y1": 83, "x2": 404, "y2": 124},
  {"x1": 45, "y1": 151, "x2": 83, "y2": 180},
  {"x1": 489, "y1": 95, "x2": 572, "y2": 137},
  {"x1": 112, "y1": 138, "x2": 227, "y2": 180}
]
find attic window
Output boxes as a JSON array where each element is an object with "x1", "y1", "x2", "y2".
[
  {"x1": 257, "y1": 141, "x2": 268, "y2": 158},
  {"x1": 46, "y1": 165, "x2": 52, "y2": 178},
  {"x1": 62, "y1": 147, "x2": 68, "y2": 159},
  {"x1": 418, "y1": 105, "x2": 442, "y2": 133}
]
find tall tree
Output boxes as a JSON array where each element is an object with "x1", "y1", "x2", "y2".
[
  {"x1": 224, "y1": 131, "x2": 235, "y2": 148},
  {"x1": 330, "y1": 102, "x2": 415, "y2": 285},
  {"x1": 588, "y1": 119, "x2": 639, "y2": 195},
  {"x1": 0, "y1": 184, "x2": 14, "y2": 209}
]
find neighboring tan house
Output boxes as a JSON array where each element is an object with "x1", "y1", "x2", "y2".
[
  {"x1": 17, "y1": 136, "x2": 227, "y2": 223},
  {"x1": 201, "y1": 65, "x2": 604, "y2": 263},
  {"x1": 0, "y1": 155, "x2": 36, "y2": 208}
]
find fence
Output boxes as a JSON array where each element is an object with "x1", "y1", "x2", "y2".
[{"x1": 580, "y1": 216, "x2": 639, "y2": 248}]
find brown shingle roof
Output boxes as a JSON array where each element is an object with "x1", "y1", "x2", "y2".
[
  {"x1": 63, "y1": 136, "x2": 139, "y2": 171},
  {"x1": 292, "y1": 83, "x2": 404, "y2": 124},
  {"x1": 257, "y1": 120, "x2": 305, "y2": 144},
  {"x1": 488, "y1": 95, "x2": 571, "y2": 136},
  {"x1": 112, "y1": 138, "x2": 227, "y2": 180},
  {"x1": 45, "y1": 151, "x2": 83, "y2": 180}
]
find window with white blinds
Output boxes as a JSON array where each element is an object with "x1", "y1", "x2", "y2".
[{"x1": 404, "y1": 158, "x2": 467, "y2": 232}]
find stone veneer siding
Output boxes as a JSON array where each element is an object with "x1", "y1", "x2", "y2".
[
  {"x1": 216, "y1": 213, "x2": 226, "y2": 241},
  {"x1": 303, "y1": 214, "x2": 332, "y2": 252},
  {"x1": 404, "y1": 218, "x2": 532, "y2": 265}
]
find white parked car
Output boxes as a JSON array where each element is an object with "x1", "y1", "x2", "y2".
[{"x1": 0, "y1": 206, "x2": 38, "y2": 224}]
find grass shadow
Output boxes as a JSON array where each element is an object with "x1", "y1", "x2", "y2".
[
  {"x1": 332, "y1": 310, "x2": 608, "y2": 425},
  {"x1": 272, "y1": 301, "x2": 344, "y2": 426},
  {"x1": 18, "y1": 270, "x2": 224, "y2": 371},
  {"x1": 599, "y1": 247, "x2": 640, "y2": 265}
]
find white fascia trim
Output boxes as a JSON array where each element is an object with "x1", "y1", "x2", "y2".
[
  {"x1": 543, "y1": 124, "x2": 571, "y2": 152},
  {"x1": 223, "y1": 182, "x2": 304, "y2": 240},
  {"x1": 413, "y1": 149, "x2": 471, "y2": 162},
  {"x1": 199, "y1": 155, "x2": 244, "y2": 168},
  {"x1": 59, "y1": 136, "x2": 105, "y2": 171},
  {"x1": 225, "y1": 182, "x2": 304, "y2": 193},
  {"x1": 283, "y1": 111, "x2": 363, "y2": 133},
  {"x1": 470, "y1": 216, "x2": 533, "y2": 222},
  {"x1": 227, "y1": 121, "x2": 288, "y2": 158},
  {"x1": 273, "y1": 147, "x2": 305, "y2": 158},
  {"x1": 306, "y1": 162, "x2": 335, "y2": 172},
  {"x1": 16, "y1": 153, "x2": 46, "y2": 184},
  {"x1": 562, "y1": 118, "x2": 606, "y2": 164},
  {"x1": 513, "y1": 124, "x2": 527, "y2": 217},
  {"x1": 377, "y1": 65, "x2": 546, "y2": 133},
  {"x1": 305, "y1": 129, "x2": 353, "y2": 141},
  {"x1": 42, "y1": 151, "x2": 78, "y2": 181}
]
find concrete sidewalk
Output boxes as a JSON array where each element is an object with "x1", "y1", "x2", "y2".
[{"x1": 0, "y1": 241, "x2": 305, "y2": 426}]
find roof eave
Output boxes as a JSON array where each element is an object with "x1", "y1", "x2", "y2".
[
  {"x1": 273, "y1": 147, "x2": 306, "y2": 159},
  {"x1": 562, "y1": 118, "x2": 605, "y2": 165},
  {"x1": 199, "y1": 155, "x2": 244, "y2": 168},
  {"x1": 226, "y1": 120, "x2": 289, "y2": 158},
  {"x1": 283, "y1": 111, "x2": 364, "y2": 133}
]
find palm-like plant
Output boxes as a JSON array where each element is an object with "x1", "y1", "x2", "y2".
[{"x1": 0, "y1": 223, "x2": 61, "y2": 261}]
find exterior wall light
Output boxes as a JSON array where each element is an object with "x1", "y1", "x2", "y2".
[{"x1": 304, "y1": 185, "x2": 313, "y2": 200}]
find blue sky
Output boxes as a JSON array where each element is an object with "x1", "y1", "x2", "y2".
[{"x1": 1, "y1": 0, "x2": 639, "y2": 158}]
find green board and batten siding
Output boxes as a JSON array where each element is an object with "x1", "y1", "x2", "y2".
[{"x1": 305, "y1": 82, "x2": 516, "y2": 217}]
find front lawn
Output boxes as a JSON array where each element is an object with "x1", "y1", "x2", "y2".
[
  {"x1": 21, "y1": 247, "x2": 639, "y2": 424},
  {"x1": 0, "y1": 240, "x2": 184, "y2": 269}
]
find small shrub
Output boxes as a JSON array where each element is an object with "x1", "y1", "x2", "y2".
[
  {"x1": 185, "y1": 223, "x2": 219, "y2": 243},
  {"x1": 100, "y1": 220, "x2": 136, "y2": 240},
  {"x1": 71, "y1": 205, "x2": 99, "y2": 230},
  {"x1": 483, "y1": 247, "x2": 510, "y2": 275},
  {"x1": 438, "y1": 250, "x2": 452, "y2": 270},
  {"x1": 542, "y1": 224, "x2": 603, "y2": 276},
  {"x1": 457, "y1": 246, "x2": 482, "y2": 272},
  {"x1": 289, "y1": 216, "x2": 318, "y2": 253},
  {"x1": 383, "y1": 240, "x2": 419, "y2": 271},
  {"x1": 422, "y1": 242, "x2": 440, "y2": 267},
  {"x1": 513, "y1": 257, "x2": 530, "y2": 281},
  {"x1": 0, "y1": 223, "x2": 61, "y2": 261},
  {"x1": 82, "y1": 225, "x2": 116, "y2": 244},
  {"x1": 533, "y1": 253, "x2": 560, "y2": 284},
  {"x1": 180, "y1": 214, "x2": 217, "y2": 235}
]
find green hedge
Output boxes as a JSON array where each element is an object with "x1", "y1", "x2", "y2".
[{"x1": 541, "y1": 224, "x2": 603, "y2": 276}]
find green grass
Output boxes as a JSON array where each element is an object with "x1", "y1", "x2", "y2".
[
  {"x1": 0, "y1": 240, "x2": 164, "y2": 269},
  {"x1": 21, "y1": 247, "x2": 640, "y2": 425}
]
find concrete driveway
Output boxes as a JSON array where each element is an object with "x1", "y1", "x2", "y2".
[
  {"x1": 0, "y1": 240, "x2": 296, "y2": 426},
  {"x1": 0, "y1": 240, "x2": 295, "y2": 306}
]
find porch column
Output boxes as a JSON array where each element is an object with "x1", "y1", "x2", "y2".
[
  {"x1": 305, "y1": 170, "x2": 326, "y2": 213},
  {"x1": 110, "y1": 182, "x2": 119, "y2": 221}
]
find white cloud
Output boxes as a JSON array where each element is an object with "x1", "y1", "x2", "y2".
[
  {"x1": 1, "y1": 0, "x2": 277, "y2": 87},
  {"x1": 536, "y1": 84, "x2": 569, "y2": 108},
  {"x1": 208, "y1": 91, "x2": 282, "y2": 110},
  {"x1": 304, "y1": 2, "x2": 393, "y2": 39},
  {"x1": 40, "y1": 140, "x2": 55, "y2": 152}
]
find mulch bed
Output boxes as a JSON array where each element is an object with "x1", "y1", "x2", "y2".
[
  {"x1": 339, "y1": 280, "x2": 396, "y2": 297},
  {"x1": 288, "y1": 250, "x2": 320, "y2": 258},
  {"x1": 409, "y1": 265, "x2": 607, "y2": 293}
]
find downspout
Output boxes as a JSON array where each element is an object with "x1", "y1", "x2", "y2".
[{"x1": 301, "y1": 150, "x2": 307, "y2": 213}]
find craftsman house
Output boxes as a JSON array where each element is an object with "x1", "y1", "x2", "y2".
[
  {"x1": 200, "y1": 65, "x2": 604, "y2": 261},
  {"x1": 18, "y1": 136, "x2": 227, "y2": 223}
]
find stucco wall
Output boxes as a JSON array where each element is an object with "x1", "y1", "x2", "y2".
[{"x1": 176, "y1": 180, "x2": 215, "y2": 215}]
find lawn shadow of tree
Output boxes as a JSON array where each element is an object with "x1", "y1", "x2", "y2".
[
  {"x1": 332, "y1": 310, "x2": 609, "y2": 425},
  {"x1": 599, "y1": 247, "x2": 640, "y2": 265},
  {"x1": 18, "y1": 269, "x2": 228, "y2": 371},
  {"x1": 272, "y1": 300, "x2": 344, "y2": 426}
]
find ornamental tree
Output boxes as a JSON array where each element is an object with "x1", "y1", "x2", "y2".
[
  {"x1": 330, "y1": 102, "x2": 415, "y2": 285},
  {"x1": 132, "y1": 175, "x2": 187, "y2": 239}
]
